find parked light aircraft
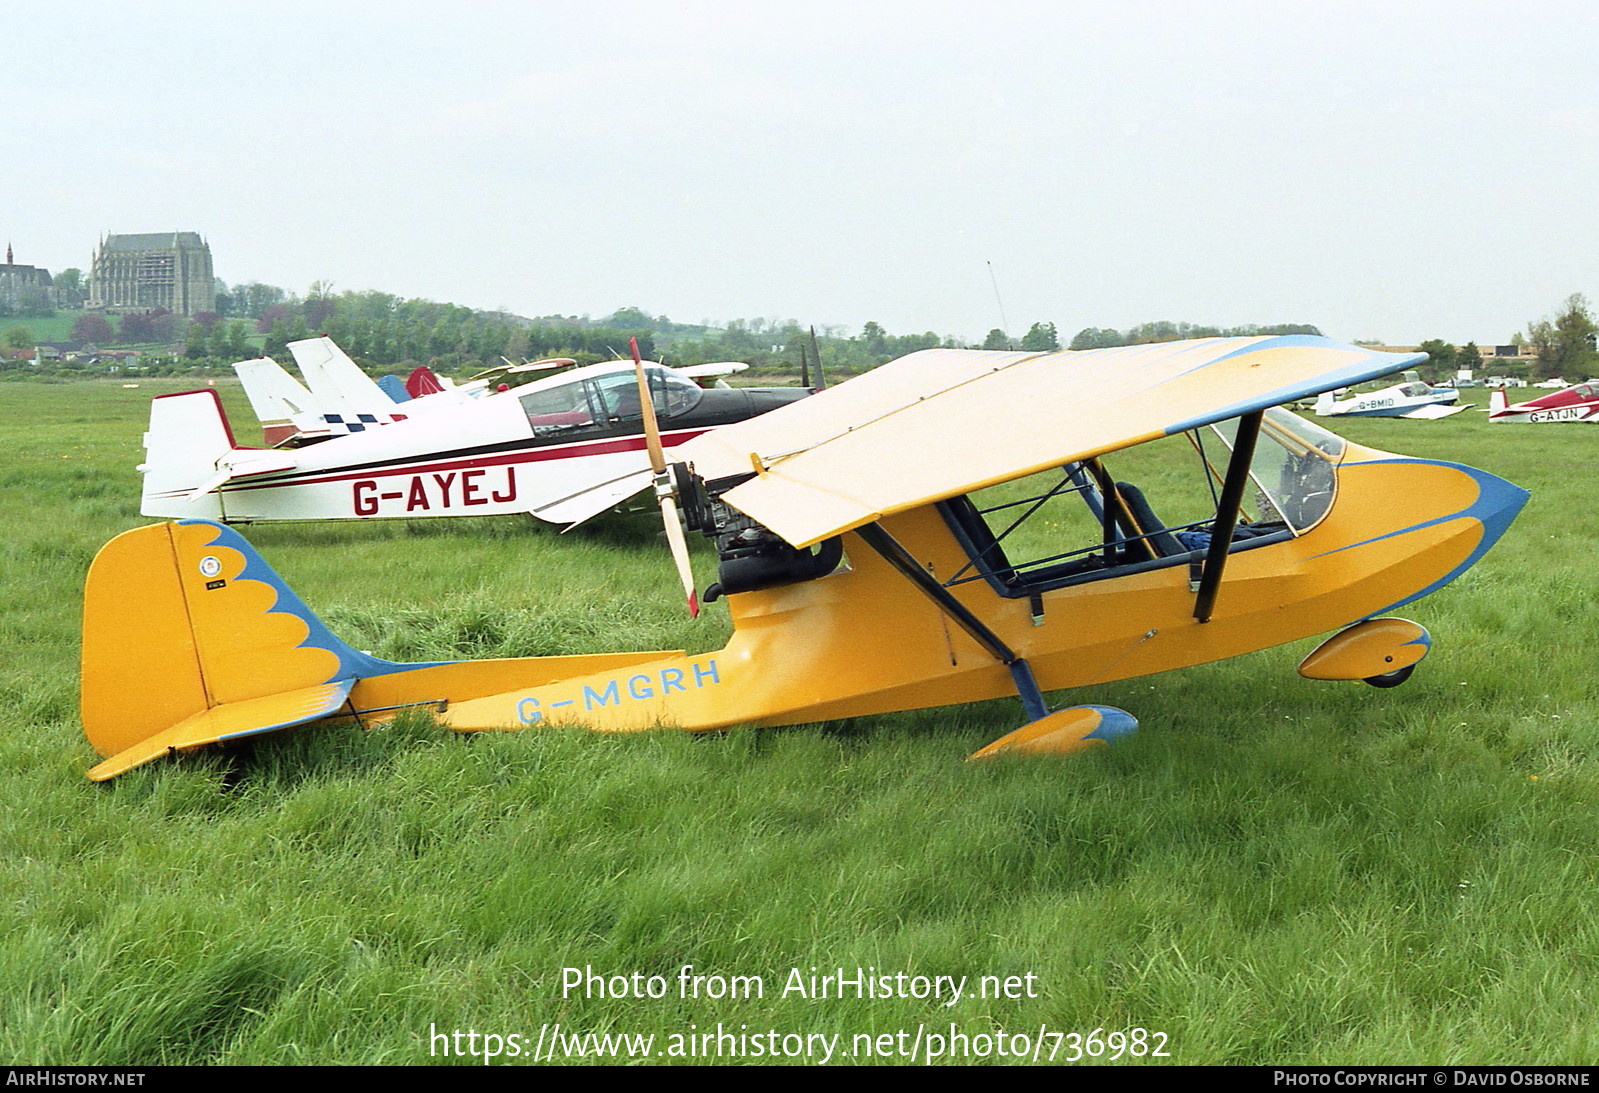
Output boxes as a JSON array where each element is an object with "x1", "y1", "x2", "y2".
[
  {"x1": 235, "y1": 337, "x2": 757, "y2": 448},
  {"x1": 232, "y1": 335, "x2": 449, "y2": 446},
  {"x1": 1313, "y1": 370, "x2": 1464, "y2": 419},
  {"x1": 83, "y1": 336, "x2": 1529, "y2": 781},
  {"x1": 1487, "y1": 383, "x2": 1599, "y2": 423},
  {"x1": 141, "y1": 339, "x2": 810, "y2": 528}
]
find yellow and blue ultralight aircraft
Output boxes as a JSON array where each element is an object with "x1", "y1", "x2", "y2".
[{"x1": 80, "y1": 336, "x2": 1528, "y2": 780}]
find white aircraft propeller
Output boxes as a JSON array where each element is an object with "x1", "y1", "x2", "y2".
[{"x1": 631, "y1": 337, "x2": 701, "y2": 619}]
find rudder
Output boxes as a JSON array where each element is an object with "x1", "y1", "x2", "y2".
[
  {"x1": 81, "y1": 520, "x2": 419, "y2": 779},
  {"x1": 138, "y1": 391, "x2": 236, "y2": 519}
]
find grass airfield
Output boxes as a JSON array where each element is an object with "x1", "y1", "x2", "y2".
[{"x1": 3, "y1": 378, "x2": 1597, "y2": 1066}]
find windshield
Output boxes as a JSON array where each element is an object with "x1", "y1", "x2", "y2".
[
  {"x1": 518, "y1": 365, "x2": 705, "y2": 437},
  {"x1": 1208, "y1": 408, "x2": 1342, "y2": 531},
  {"x1": 586, "y1": 365, "x2": 703, "y2": 421}
]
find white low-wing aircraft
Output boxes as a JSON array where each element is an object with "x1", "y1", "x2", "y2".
[
  {"x1": 140, "y1": 339, "x2": 811, "y2": 527},
  {"x1": 1313, "y1": 370, "x2": 1465, "y2": 420}
]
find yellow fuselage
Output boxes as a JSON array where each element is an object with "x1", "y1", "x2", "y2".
[{"x1": 345, "y1": 441, "x2": 1518, "y2": 736}]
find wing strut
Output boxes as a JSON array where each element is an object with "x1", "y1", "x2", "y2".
[
  {"x1": 854, "y1": 521, "x2": 1049, "y2": 720},
  {"x1": 1192, "y1": 410, "x2": 1263, "y2": 623}
]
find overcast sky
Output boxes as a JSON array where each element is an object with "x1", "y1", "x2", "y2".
[{"x1": 8, "y1": 1, "x2": 1596, "y2": 345}]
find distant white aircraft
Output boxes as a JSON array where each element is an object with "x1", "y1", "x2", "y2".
[{"x1": 1313, "y1": 371, "x2": 1465, "y2": 420}]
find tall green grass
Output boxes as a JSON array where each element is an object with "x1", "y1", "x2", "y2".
[{"x1": 2, "y1": 380, "x2": 1595, "y2": 1065}]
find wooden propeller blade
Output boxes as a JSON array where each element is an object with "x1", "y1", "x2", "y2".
[
  {"x1": 660, "y1": 492, "x2": 700, "y2": 619},
  {"x1": 631, "y1": 337, "x2": 699, "y2": 618},
  {"x1": 630, "y1": 336, "x2": 667, "y2": 475}
]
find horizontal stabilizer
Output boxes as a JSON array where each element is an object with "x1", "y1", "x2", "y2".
[
  {"x1": 87, "y1": 680, "x2": 354, "y2": 781},
  {"x1": 185, "y1": 450, "x2": 299, "y2": 499},
  {"x1": 222, "y1": 450, "x2": 299, "y2": 478}
]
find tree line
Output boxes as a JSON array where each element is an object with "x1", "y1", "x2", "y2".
[
  {"x1": 1412, "y1": 294, "x2": 1598, "y2": 382},
  {"x1": 26, "y1": 273, "x2": 1594, "y2": 386},
  {"x1": 7, "y1": 256, "x2": 1597, "y2": 385}
]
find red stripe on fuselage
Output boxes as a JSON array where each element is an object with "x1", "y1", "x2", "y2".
[{"x1": 218, "y1": 428, "x2": 707, "y2": 494}]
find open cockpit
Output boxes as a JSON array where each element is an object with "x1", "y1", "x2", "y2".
[{"x1": 936, "y1": 408, "x2": 1345, "y2": 601}]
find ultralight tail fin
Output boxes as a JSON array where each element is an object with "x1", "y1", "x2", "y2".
[
  {"x1": 80, "y1": 520, "x2": 413, "y2": 780},
  {"x1": 1489, "y1": 388, "x2": 1508, "y2": 415},
  {"x1": 80, "y1": 521, "x2": 666, "y2": 780}
]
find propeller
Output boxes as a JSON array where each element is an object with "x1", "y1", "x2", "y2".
[{"x1": 631, "y1": 337, "x2": 700, "y2": 618}]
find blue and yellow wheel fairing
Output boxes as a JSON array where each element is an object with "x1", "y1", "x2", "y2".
[
  {"x1": 966, "y1": 705, "x2": 1139, "y2": 761},
  {"x1": 1297, "y1": 618, "x2": 1431, "y2": 682}
]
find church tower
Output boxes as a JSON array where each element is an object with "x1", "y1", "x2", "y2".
[{"x1": 89, "y1": 232, "x2": 215, "y2": 315}]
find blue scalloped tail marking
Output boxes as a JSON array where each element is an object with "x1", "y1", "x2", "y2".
[{"x1": 178, "y1": 519, "x2": 449, "y2": 683}]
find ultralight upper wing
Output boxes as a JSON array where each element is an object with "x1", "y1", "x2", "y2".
[{"x1": 678, "y1": 336, "x2": 1426, "y2": 549}]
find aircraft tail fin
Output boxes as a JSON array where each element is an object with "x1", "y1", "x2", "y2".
[
  {"x1": 1489, "y1": 388, "x2": 1508, "y2": 415},
  {"x1": 407, "y1": 365, "x2": 447, "y2": 398},
  {"x1": 233, "y1": 355, "x2": 330, "y2": 444},
  {"x1": 1314, "y1": 391, "x2": 1336, "y2": 414},
  {"x1": 235, "y1": 355, "x2": 315, "y2": 421},
  {"x1": 376, "y1": 373, "x2": 412, "y2": 403},
  {"x1": 288, "y1": 335, "x2": 397, "y2": 418},
  {"x1": 81, "y1": 521, "x2": 413, "y2": 780},
  {"x1": 138, "y1": 390, "x2": 242, "y2": 519}
]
